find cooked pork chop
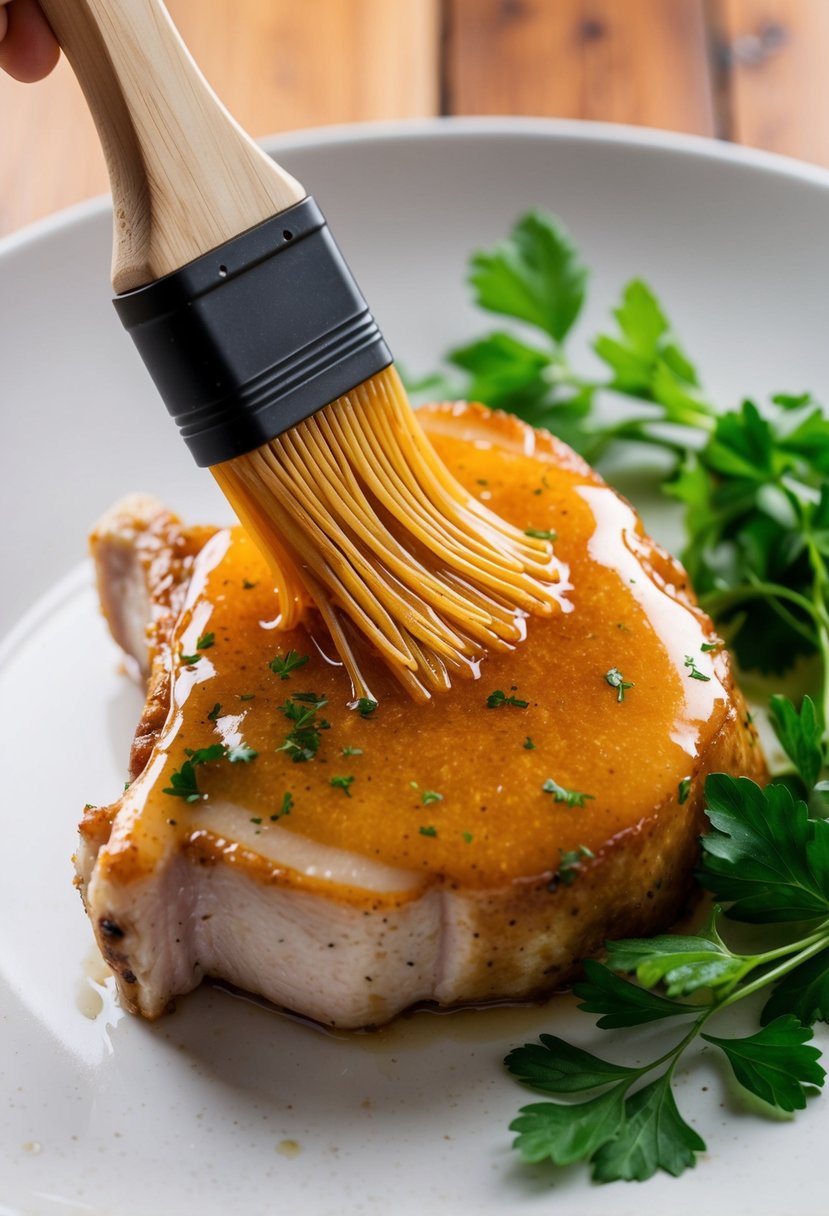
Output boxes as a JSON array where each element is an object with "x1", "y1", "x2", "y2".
[{"x1": 77, "y1": 404, "x2": 765, "y2": 1028}]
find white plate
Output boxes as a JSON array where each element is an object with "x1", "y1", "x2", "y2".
[{"x1": 2, "y1": 118, "x2": 829, "y2": 1215}]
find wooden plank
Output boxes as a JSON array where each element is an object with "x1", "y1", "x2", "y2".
[
  {"x1": 710, "y1": 0, "x2": 829, "y2": 166},
  {"x1": 0, "y1": 0, "x2": 440, "y2": 238},
  {"x1": 445, "y1": 0, "x2": 715, "y2": 135}
]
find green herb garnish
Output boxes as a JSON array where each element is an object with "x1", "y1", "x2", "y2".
[
  {"x1": 356, "y1": 697, "x2": 378, "y2": 717},
  {"x1": 341, "y1": 745, "x2": 363, "y2": 756},
  {"x1": 525, "y1": 527, "x2": 557, "y2": 541},
  {"x1": 207, "y1": 703, "x2": 222, "y2": 722},
  {"x1": 420, "y1": 209, "x2": 829, "y2": 1183},
  {"x1": 542, "y1": 777, "x2": 594, "y2": 807},
  {"x1": 276, "y1": 693, "x2": 329, "y2": 763},
  {"x1": 419, "y1": 825, "x2": 438, "y2": 838},
  {"x1": 330, "y1": 775, "x2": 354, "y2": 797},
  {"x1": 554, "y1": 845, "x2": 594, "y2": 887},
  {"x1": 487, "y1": 689, "x2": 529, "y2": 709},
  {"x1": 677, "y1": 777, "x2": 691, "y2": 805},
  {"x1": 162, "y1": 743, "x2": 225, "y2": 802},
  {"x1": 684, "y1": 654, "x2": 711, "y2": 682},
  {"x1": 507, "y1": 775, "x2": 829, "y2": 1181},
  {"x1": 271, "y1": 792, "x2": 293, "y2": 821},
  {"x1": 421, "y1": 790, "x2": 443, "y2": 806},
  {"x1": 605, "y1": 668, "x2": 634, "y2": 702},
  {"x1": 196, "y1": 631, "x2": 214, "y2": 650},
  {"x1": 269, "y1": 650, "x2": 309, "y2": 680}
]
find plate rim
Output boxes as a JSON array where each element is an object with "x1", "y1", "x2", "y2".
[{"x1": 5, "y1": 114, "x2": 829, "y2": 257}]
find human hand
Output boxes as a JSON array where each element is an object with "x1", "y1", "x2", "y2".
[{"x1": 0, "y1": 0, "x2": 59, "y2": 82}]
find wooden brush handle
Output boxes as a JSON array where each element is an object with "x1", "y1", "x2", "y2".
[{"x1": 38, "y1": 0, "x2": 306, "y2": 292}]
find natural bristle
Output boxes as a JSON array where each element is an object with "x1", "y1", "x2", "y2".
[{"x1": 212, "y1": 367, "x2": 564, "y2": 702}]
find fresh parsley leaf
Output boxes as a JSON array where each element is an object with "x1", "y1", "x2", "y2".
[
  {"x1": 341, "y1": 745, "x2": 363, "y2": 756},
  {"x1": 769, "y1": 694, "x2": 824, "y2": 790},
  {"x1": 524, "y1": 527, "x2": 557, "y2": 541},
  {"x1": 684, "y1": 654, "x2": 711, "y2": 682},
  {"x1": 702, "y1": 1016, "x2": 825, "y2": 1112},
  {"x1": 419, "y1": 825, "x2": 438, "y2": 838},
  {"x1": 678, "y1": 777, "x2": 691, "y2": 804},
  {"x1": 510, "y1": 1085, "x2": 627, "y2": 1167},
  {"x1": 421, "y1": 790, "x2": 443, "y2": 805},
  {"x1": 196, "y1": 631, "x2": 214, "y2": 650},
  {"x1": 590, "y1": 1074, "x2": 705, "y2": 1182},
  {"x1": 277, "y1": 694, "x2": 329, "y2": 762},
  {"x1": 606, "y1": 935, "x2": 744, "y2": 998},
  {"x1": 162, "y1": 760, "x2": 203, "y2": 802},
  {"x1": 574, "y1": 960, "x2": 690, "y2": 1029},
  {"x1": 699, "y1": 775, "x2": 829, "y2": 922},
  {"x1": 207, "y1": 703, "x2": 222, "y2": 722},
  {"x1": 179, "y1": 652, "x2": 201, "y2": 665},
  {"x1": 762, "y1": 948, "x2": 829, "y2": 1027},
  {"x1": 523, "y1": 736, "x2": 536, "y2": 750},
  {"x1": 330, "y1": 775, "x2": 354, "y2": 797},
  {"x1": 164, "y1": 744, "x2": 225, "y2": 802},
  {"x1": 486, "y1": 689, "x2": 529, "y2": 709},
  {"x1": 605, "y1": 667, "x2": 634, "y2": 702},
  {"x1": 356, "y1": 697, "x2": 378, "y2": 717},
  {"x1": 447, "y1": 332, "x2": 553, "y2": 414},
  {"x1": 542, "y1": 777, "x2": 594, "y2": 807},
  {"x1": 469, "y1": 210, "x2": 587, "y2": 344},
  {"x1": 183, "y1": 744, "x2": 226, "y2": 765},
  {"x1": 269, "y1": 650, "x2": 308, "y2": 680},
  {"x1": 505, "y1": 1033, "x2": 639, "y2": 1094},
  {"x1": 556, "y1": 846, "x2": 594, "y2": 886},
  {"x1": 271, "y1": 791, "x2": 294, "y2": 821}
]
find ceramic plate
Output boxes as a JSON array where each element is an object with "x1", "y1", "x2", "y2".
[{"x1": 3, "y1": 119, "x2": 829, "y2": 1215}]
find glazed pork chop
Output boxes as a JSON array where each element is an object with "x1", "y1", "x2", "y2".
[{"x1": 77, "y1": 403, "x2": 764, "y2": 1028}]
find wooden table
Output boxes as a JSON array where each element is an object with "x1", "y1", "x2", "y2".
[{"x1": 2, "y1": 0, "x2": 828, "y2": 239}]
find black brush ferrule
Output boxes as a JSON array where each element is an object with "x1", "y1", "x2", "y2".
[{"x1": 113, "y1": 197, "x2": 393, "y2": 467}]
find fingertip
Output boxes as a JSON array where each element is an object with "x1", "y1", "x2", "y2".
[{"x1": 0, "y1": 0, "x2": 60, "y2": 83}]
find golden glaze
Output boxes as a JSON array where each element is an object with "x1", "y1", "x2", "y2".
[{"x1": 96, "y1": 405, "x2": 760, "y2": 899}]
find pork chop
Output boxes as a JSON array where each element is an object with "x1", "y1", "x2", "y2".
[{"x1": 77, "y1": 403, "x2": 765, "y2": 1028}]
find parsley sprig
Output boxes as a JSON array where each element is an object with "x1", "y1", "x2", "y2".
[
  {"x1": 419, "y1": 208, "x2": 829, "y2": 739},
  {"x1": 162, "y1": 741, "x2": 257, "y2": 802},
  {"x1": 419, "y1": 210, "x2": 829, "y2": 1183},
  {"x1": 276, "y1": 692, "x2": 330, "y2": 762},
  {"x1": 508, "y1": 772, "x2": 829, "y2": 1182}
]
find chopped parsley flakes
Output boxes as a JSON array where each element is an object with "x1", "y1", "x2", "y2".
[
  {"x1": 605, "y1": 667, "x2": 634, "y2": 702},
  {"x1": 542, "y1": 777, "x2": 595, "y2": 807},
  {"x1": 271, "y1": 792, "x2": 294, "y2": 821},
  {"x1": 487, "y1": 689, "x2": 529, "y2": 709},
  {"x1": 269, "y1": 650, "x2": 309, "y2": 680},
  {"x1": 684, "y1": 654, "x2": 712, "y2": 681}
]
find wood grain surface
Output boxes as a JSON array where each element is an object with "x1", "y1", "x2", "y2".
[
  {"x1": 446, "y1": 0, "x2": 715, "y2": 135},
  {"x1": 1, "y1": 0, "x2": 828, "y2": 239}
]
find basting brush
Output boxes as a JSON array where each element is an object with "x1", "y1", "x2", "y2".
[{"x1": 39, "y1": 0, "x2": 562, "y2": 702}]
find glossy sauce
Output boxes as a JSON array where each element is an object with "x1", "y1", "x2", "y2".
[{"x1": 103, "y1": 421, "x2": 730, "y2": 893}]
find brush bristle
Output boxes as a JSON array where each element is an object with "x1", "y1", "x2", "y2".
[{"x1": 212, "y1": 367, "x2": 564, "y2": 702}]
